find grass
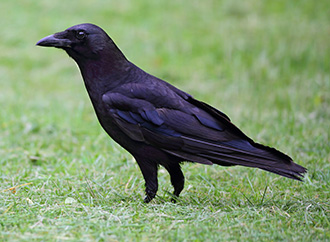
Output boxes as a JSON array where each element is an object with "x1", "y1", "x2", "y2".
[{"x1": 1, "y1": 0, "x2": 329, "y2": 241}]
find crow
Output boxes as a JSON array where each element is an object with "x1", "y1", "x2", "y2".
[{"x1": 36, "y1": 23, "x2": 306, "y2": 203}]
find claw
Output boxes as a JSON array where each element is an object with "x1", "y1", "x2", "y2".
[{"x1": 144, "y1": 195, "x2": 154, "y2": 203}]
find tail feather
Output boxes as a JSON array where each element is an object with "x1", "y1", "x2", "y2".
[
  {"x1": 164, "y1": 135, "x2": 307, "y2": 181},
  {"x1": 204, "y1": 151, "x2": 306, "y2": 180},
  {"x1": 208, "y1": 147, "x2": 306, "y2": 181},
  {"x1": 261, "y1": 162, "x2": 306, "y2": 181}
]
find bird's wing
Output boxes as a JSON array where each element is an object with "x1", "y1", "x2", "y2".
[{"x1": 102, "y1": 86, "x2": 283, "y2": 164}]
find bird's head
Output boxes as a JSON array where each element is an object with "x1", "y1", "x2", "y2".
[{"x1": 36, "y1": 23, "x2": 123, "y2": 62}]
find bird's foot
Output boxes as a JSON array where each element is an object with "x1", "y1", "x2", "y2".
[
  {"x1": 170, "y1": 194, "x2": 179, "y2": 203},
  {"x1": 143, "y1": 189, "x2": 156, "y2": 203},
  {"x1": 144, "y1": 195, "x2": 154, "y2": 203}
]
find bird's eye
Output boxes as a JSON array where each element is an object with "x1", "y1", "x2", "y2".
[{"x1": 76, "y1": 31, "x2": 86, "y2": 40}]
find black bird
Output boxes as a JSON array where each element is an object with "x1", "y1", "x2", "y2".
[{"x1": 36, "y1": 23, "x2": 306, "y2": 203}]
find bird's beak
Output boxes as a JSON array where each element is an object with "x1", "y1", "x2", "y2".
[{"x1": 36, "y1": 33, "x2": 72, "y2": 48}]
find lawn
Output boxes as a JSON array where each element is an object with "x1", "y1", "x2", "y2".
[{"x1": 1, "y1": 0, "x2": 329, "y2": 241}]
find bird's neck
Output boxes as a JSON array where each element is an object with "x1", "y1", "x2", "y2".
[{"x1": 75, "y1": 55, "x2": 132, "y2": 108}]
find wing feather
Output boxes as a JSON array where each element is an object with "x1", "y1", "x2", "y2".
[{"x1": 101, "y1": 87, "x2": 306, "y2": 181}]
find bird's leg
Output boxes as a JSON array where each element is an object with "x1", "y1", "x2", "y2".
[
  {"x1": 136, "y1": 159, "x2": 158, "y2": 203},
  {"x1": 164, "y1": 163, "x2": 185, "y2": 203}
]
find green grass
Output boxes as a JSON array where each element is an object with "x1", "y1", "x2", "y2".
[{"x1": 1, "y1": 0, "x2": 329, "y2": 241}]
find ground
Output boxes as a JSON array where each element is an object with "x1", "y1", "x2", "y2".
[{"x1": 0, "y1": 0, "x2": 329, "y2": 241}]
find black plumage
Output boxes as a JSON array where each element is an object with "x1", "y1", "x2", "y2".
[{"x1": 37, "y1": 23, "x2": 306, "y2": 203}]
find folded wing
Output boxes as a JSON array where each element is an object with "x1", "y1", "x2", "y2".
[{"x1": 102, "y1": 87, "x2": 306, "y2": 180}]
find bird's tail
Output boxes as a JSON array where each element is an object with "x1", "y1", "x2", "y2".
[
  {"x1": 166, "y1": 136, "x2": 307, "y2": 181},
  {"x1": 206, "y1": 149, "x2": 306, "y2": 181},
  {"x1": 201, "y1": 140, "x2": 306, "y2": 181}
]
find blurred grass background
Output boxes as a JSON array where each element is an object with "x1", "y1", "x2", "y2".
[{"x1": 0, "y1": 0, "x2": 329, "y2": 241}]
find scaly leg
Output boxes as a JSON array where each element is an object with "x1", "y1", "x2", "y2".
[{"x1": 136, "y1": 158, "x2": 158, "y2": 203}]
